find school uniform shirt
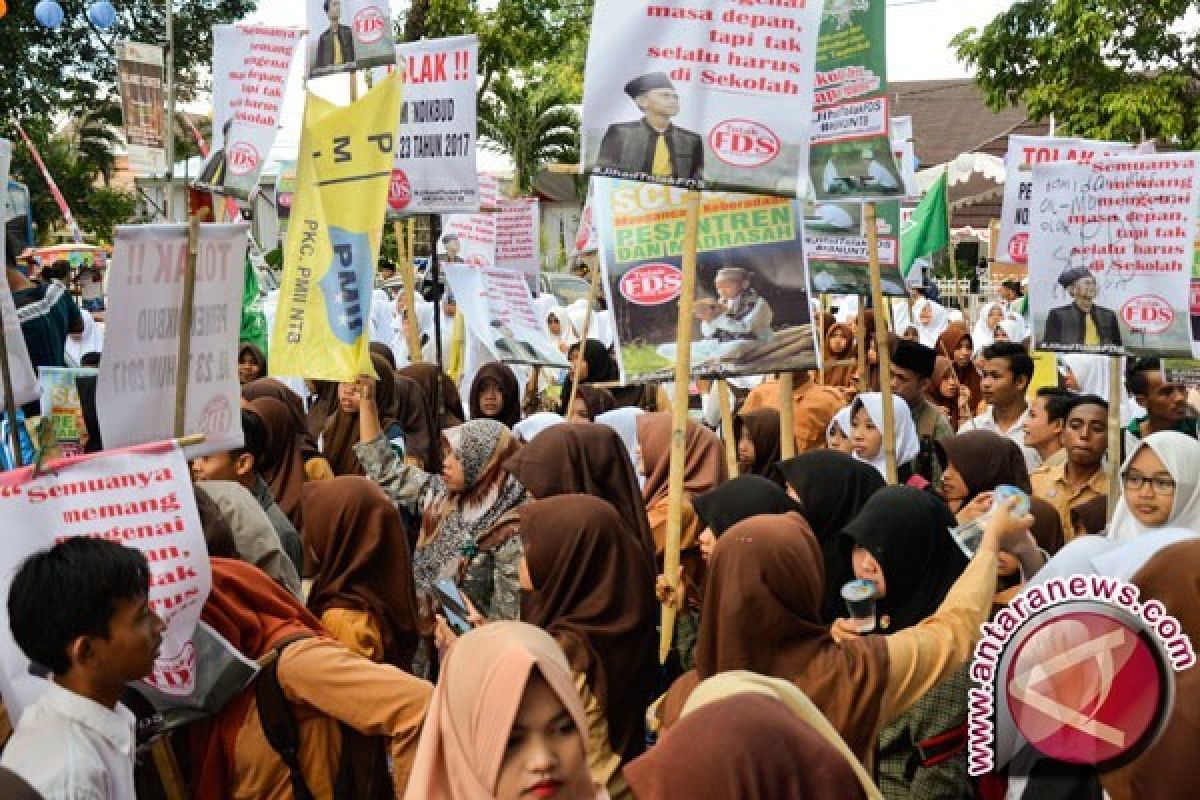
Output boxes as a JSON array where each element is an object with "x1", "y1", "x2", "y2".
[
  {"x1": 0, "y1": 681, "x2": 136, "y2": 800},
  {"x1": 969, "y1": 406, "x2": 1040, "y2": 472},
  {"x1": 1030, "y1": 462, "x2": 1109, "y2": 542}
]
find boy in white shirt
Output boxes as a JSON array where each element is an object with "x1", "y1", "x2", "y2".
[{"x1": 2, "y1": 538, "x2": 164, "y2": 799}]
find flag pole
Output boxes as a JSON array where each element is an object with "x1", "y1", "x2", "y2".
[
  {"x1": 718, "y1": 379, "x2": 738, "y2": 476},
  {"x1": 779, "y1": 371, "x2": 796, "y2": 459},
  {"x1": 566, "y1": 262, "x2": 601, "y2": 418},
  {"x1": 866, "y1": 203, "x2": 898, "y2": 484}
]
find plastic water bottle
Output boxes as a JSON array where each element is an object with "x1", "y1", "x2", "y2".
[{"x1": 949, "y1": 485, "x2": 1031, "y2": 558}]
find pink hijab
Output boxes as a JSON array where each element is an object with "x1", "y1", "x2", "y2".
[{"x1": 404, "y1": 621, "x2": 609, "y2": 800}]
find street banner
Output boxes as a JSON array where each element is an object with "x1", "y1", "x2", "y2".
[
  {"x1": 306, "y1": 0, "x2": 396, "y2": 79},
  {"x1": 275, "y1": 160, "x2": 297, "y2": 224},
  {"x1": 0, "y1": 442, "x2": 210, "y2": 719},
  {"x1": 1028, "y1": 153, "x2": 1199, "y2": 357},
  {"x1": 375, "y1": 35, "x2": 480, "y2": 215},
  {"x1": 116, "y1": 41, "x2": 167, "y2": 177},
  {"x1": 574, "y1": 184, "x2": 599, "y2": 256},
  {"x1": 98, "y1": 224, "x2": 250, "y2": 458},
  {"x1": 496, "y1": 197, "x2": 541, "y2": 279},
  {"x1": 270, "y1": 76, "x2": 403, "y2": 382},
  {"x1": 581, "y1": 0, "x2": 823, "y2": 195},
  {"x1": 0, "y1": 140, "x2": 39, "y2": 409},
  {"x1": 998, "y1": 135, "x2": 1134, "y2": 266},
  {"x1": 197, "y1": 25, "x2": 303, "y2": 200},
  {"x1": 38, "y1": 367, "x2": 97, "y2": 460},
  {"x1": 804, "y1": 199, "x2": 906, "y2": 296},
  {"x1": 809, "y1": 0, "x2": 905, "y2": 202},
  {"x1": 443, "y1": 264, "x2": 570, "y2": 368},
  {"x1": 594, "y1": 177, "x2": 816, "y2": 383},
  {"x1": 891, "y1": 115, "x2": 919, "y2": 198}
]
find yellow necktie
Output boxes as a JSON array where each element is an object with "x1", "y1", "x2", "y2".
[
  {"x1": 651, "y1": 133, "x2": 672, "y2": 177},
  {"x1": 333, "y1": 34, "x2": 342, "y2": 65},
  {"x1": 1084, "y1": 312, "x2": 1100, "y2": 345}
]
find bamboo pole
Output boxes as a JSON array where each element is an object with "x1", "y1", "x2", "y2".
[
  {"x1": 857, "y1": 305, "x2": 868, "y2": 393},
  {"x1": 945, "y1": 173, "x2": 957, "y2": 304},
  {"x1": 1106, "y1": 357, "x2": 1123, "y2": 521},
  {"x1": 0, "y1": 284, "x2": 23, "y2": 468},
  {"x1": 173, "y1": 216, "x2": 200, "y2": 438},
  {"x1": 395, "y1": 220, "x2": 423, "y2": 361},
  {"x1": 866, "y1": 203, "x2": 898, "y2": 484},
  {"x1": 718, "y1": 379, "x2": 738, "y2": 476},
  {"x1": 566, "y1": 261, "x2": 602, "y2": 419},
  {"x1": 659, "y1": 189, "x2": 702, "y2": 665},
  {"x1": 151, "y1": 739, "x2": 187, "y2": 800},
  {"x1": 779, "y1": 371, "x2": 796, "y2": 459}
]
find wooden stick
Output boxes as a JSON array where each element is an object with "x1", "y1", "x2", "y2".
[
  {"x1": 866, "y1": 203, "x2": 898, "y2": 484},
  {"x1": 816, "y1": 296, "x2": 827, "y2": 386},
  {"x1": 566, "y1": 261, "x2": 601, "y2": 418},
  {"x1": 779, "y1": 371, "x2": 797, "y2": 459},
  {"x1": 857, "y1": 305, "x2": 868, "y2": 393},
  {"x1": 717, "y1": 379, "x2": 738, "y2": 476},
  {"x1": 173, "y1": 216, "x2": 200, "y2": 438},
  {"x1": 348, "y1": 71, "x2": 359, "y2": 102},
  {"x1": 0, "y1": 283, "x2": 23, "y2": 468},
  {"x1": 989, "y1": 219, "x2": 1000, "y2": 261},
  {"x1": 395, "y1": 220, "x2": 423, "y2": 361},
  {"x1": 151, "y1": 738, "x2": 187, "y2": 800},
  {"x1": 1106, "y1": 356, "x2": 1122, "y2": 522},
  {"x1": 660, "y1": 188, "x2": 702, "y2": 665}
]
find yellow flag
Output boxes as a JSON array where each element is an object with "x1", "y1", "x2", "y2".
[{"x1": 270, "y1": 74, "x2": 402, "y2": 381}]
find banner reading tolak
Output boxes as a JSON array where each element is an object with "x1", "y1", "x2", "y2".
[
  {"x1": 0, "y1": 441, "x2": 209, "y2": 719},
  {"x1": 270, "y1": 76, "x2": 402, "y2": 381},
  {"x1": 375, "y1": 35, "x2": 479, "y2": 215},
  {"x1": 306, "y1": 0, "x2": 396, "y2": 79},
  {"x1": 98, "y1": 224, "x2": 250, "y2": 458},
  {"x1": 197, "y1": 25, "x2": 302, "y2": 200},
  {"x1": 0, "y1": 141, "x2": 39, "y2": 409},
  {"x1": 116, "y1": 41, "x2": 167, "y2": 177},
  {"x1": 444, "y1": 264, "x2": 570, "y2": 368},
  {"x1": 998, "y1": 135, "x2": 1135, "y2": 267},
  {"x1": 582, "y1": 1, "x2": 822, "y2": 195},
  {"x1": 1028, "y1": 153, "x2": 1199, "y2": 357}
]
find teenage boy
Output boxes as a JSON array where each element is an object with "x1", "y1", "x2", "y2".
[
  {"x1": 1125, "y1": 357, "x2": 1196, "y2": 441},
  {"x1": 891, "y1": 338, "x2": 953, "y2": 485},
  {"x1": 972, "y1": 341, "x2": 1039, "y2": 470},
  {"x1": 1024, "y1": 387, "x2": 1075, "y2": 470},
  {"x1": 2, "y1": 538, "x2": 164, "y2": 798},
  {"x1": 1031, "y1": 395, "x2": 1110, "y2": 538}
]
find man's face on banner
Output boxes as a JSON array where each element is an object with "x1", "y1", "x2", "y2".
[
  {"x1": 327, "y1": 0, "x2": 342, "y2": 24},
  {"x1": 1068, "y1": 275, "x2": 1098, "y2": 303},
  {"x1": 637, "y1": 88, "x2": 680, "y2": 118}
]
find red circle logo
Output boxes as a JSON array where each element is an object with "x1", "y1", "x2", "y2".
[
  {"x1": 353, "y1": 6, "x2": 386, "y2": 43},
  {"x1": 200, "y1": 394, "x2": 233, "y2": 437},
  {"x1": 144, "y1": 640, "x2": 198, "y2": 697},
  {"x1": 1009, "y1": 232, "x2": 1029, "y2": 264},
  {"x1": 709, "y1": 118, "x2": 780, "y2": 168},
  {"x1": 1005, "y1": 611, "x2": 1168, "y2": 767},
  {"x1": 227, "y1": 141, "x2": 260, "y2": 177},
  {"x1": 388, "y1": 169, "x2": 411, "y2": 212},
  {"x1": 620, "y1": 263, "x2": 682, "y2": 306},
  {"x1": 1121, "y1": 294, "x2": 1174, "y2": 335}
]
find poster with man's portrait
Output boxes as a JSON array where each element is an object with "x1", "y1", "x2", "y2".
[{"x1": 306, "y1": 0, "x2": 396, "y2": 79}]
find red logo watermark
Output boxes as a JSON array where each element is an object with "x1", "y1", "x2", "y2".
[
  {"x1": 227, "y1": 141, "x2": 260, "y2": 177},
  {"x1": 1009, "y1": 232, "x2": 1029, "y2": 264},
  {"x1": 353, "y1": 6, "x2": 386, "y2": 44},
  {"x1": 709, "y1": 118, "x2": 780, "y2": 168},
  {"x1": 388, "y1": 169, "x2": 411, "y2": 212},
  {"x1": 620, "y1": 263, "x2": 682, "y2": 306},
  {"x1": 1121, "y1": 294, "x2": 1174, "y2": 335}
]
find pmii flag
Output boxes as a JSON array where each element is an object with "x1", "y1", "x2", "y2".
[
  {"x1": 270, "y1": 74, "x2": 402, "y2": 381},
  {"x1": 900, "y1": 170, "x2": 949, "y2": 277}
]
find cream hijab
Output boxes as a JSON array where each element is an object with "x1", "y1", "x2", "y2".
[
  {"x1": 851, "y1": 393, "x2": 920, "y2": 477},
  {"x1": 404, "y1": 621, "x2": 608, "y2": 800},
  {"x1": 1108, "y1": 432, "x2": 1200, "y2": 542},
  {"x1": 912, "y1": 298, "x2": 949, "y2": 349}
]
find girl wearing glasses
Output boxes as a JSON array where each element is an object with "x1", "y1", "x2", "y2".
[{"x1": 1109, "y1": 431, "x2": 1200, "y2": 541}]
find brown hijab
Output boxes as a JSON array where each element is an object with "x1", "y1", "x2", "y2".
[
  {"x1": 927, "y1": 355, "x2": 961, "y2": 430},
  {"x1": 936, "y1": 429, "x2": 1032, "y2": 506},
  {"x1": 321, "y1": 352, "x2": 402, "y2": 476},
  {"x1": 504, "y1": 422, "x2": 655, "y2": 561},
  {"x1": 302, "y1": 476, "x2": 421, "y2": 670},
  {"x1": 668, "y1": 513, "x2": 889, "y2": 764},
  {"x1": 734, "y1": 408, "x2": 782, "y2": 480},
  {"x1": 468, "y1": 362, "x2": 522, "y2": 428},
  {"x1": 393, "y1": 373, "x2": 437, "y2": 471},
  {"x1": 936, "y1": 323, "x2": 982, "y2": 413},
  {"x1": 518, "y1": 494, "x2": 658, "y2": 765},
  {"x1": 244, "y1": 396, "x2": 308, "y2": 528},
  {"x1": 822, "y1": 322, "x2": 858, "y2": 388},
  {"x1": 400, "y1": 362, "x2": 466, "y2": 429},
  {"x1": 638, "y1": 412, "x2": 727, "y2": 515},
  {"x1": 242, "y1": 377, "x2": 320, "y2": 461}
]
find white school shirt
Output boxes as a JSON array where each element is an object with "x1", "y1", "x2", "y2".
[
  {"x1": 970, "y1": 405, "x2": 1041, "y2": 472},
  {"x1": 0, "y1": 681, "x2": 137, "y2": 800}
]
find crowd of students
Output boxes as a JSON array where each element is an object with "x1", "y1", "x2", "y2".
[{"x1": 0, "y1": 252, "x2": 1197, "y2": 799}]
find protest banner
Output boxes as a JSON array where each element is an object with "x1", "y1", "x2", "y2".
[
  {"x1": 581, "y1": 0, "x2": 822, "y2": 195},
  {"x1": 804, "y1": 199, "x2": 906, "y2": 295},
  {"x1": 197, "y1": 25, "x2": 302, "y2": 200},
  {"x1": 998, "y1": 135, "x2": 1135, "y2": 266},
  {"x1": 439, "y1": 174, "x2": 500, "y2": 266},
  {"x1": 574, "y1": 184, "x2": 599, "y2": 256},
  {"x1": 891, "y1": 115, "x2": 919, "y2": 198},
  {"x1": 1028, "y1": 153, "x2": 1199, "y2": 357},
  {"x1": 98, "y1": 223, "x2": 250, "y2": 458},
  {"x1": 275, "y1": 159, "x2": 296, "y2": 225},
  {"x1": 375, "y1": 35, "x2": 480, "y2": 215},
  {"x1": 306, "y1": 0, "x2": 396, "y2": 79},
  {"x1": 0, "y1": 441, "x2": 210, "y2": 719},
  {"x1": 593, "y1": 177, "x2": 816, "y2": 384},
  {"x1": 0, "y1": 140, "x2": 40, "y2": 424},
  {"x1": 116, "y1": 41, "x2": 167, "y2": 177},
  {"x1": 443, "y1": 264, "x2": 570, "y2": 368},
  {"x1": 38, "y1": 367, "x2": 97, "y2": 460},
  {"x1": 1164, "y1": 359, "x2": 1200, "y2": 385},
  {"x1": 270, "y1": 75, "x2": 403, "y2": 382},
  {"x1": 495, "y1": 196, "x2": 541, "y2": 279}
]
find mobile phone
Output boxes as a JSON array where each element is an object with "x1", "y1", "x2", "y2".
[{"x1": 433, "y1": 578, "x2": 473, "y2": 635}]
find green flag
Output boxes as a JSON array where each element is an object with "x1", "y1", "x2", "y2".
[
  {"x1": 240, "y1": 257, "x2": 268, "y2": 353},
  {"x1": 900, "y1": 171, "x2": 949, "y2": 277}
]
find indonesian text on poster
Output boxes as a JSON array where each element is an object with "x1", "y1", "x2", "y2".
[
  {"x1": 444, "y1": 264, "x2": 570, "y2": 368},
  {"x1": 306, "y1": 0, "x2": 396, "y2": 79},
  {"x1": 804, "y1": 199, "x2": 906, "y2": 295},
  {"x1": 97, "y1": 224, "x2": 250, "y2": 458},
  {"x1": 998, "y1": 135, "x2": 1135, "y2": 266},
  {"x1": 270, "y1": 77, "x2": 403, "y2": 382},
  {"x1": 0, "y1": 141, "x2": 39, "y2": 410},
  {"x1": 496, "y1": 197, "x2": 541, "y2": 279},
  {"x1": 38, "y1": 367, "x2": 97, "y2": 460},
  {"x1": 197, "y1": 25, "x2": 302, "y2": 200},
  {"x1": 809, "y1": 0, "x2": 904, "y2": 202},
  {"x1": 375, "y1": 35, "x2": 480, "y2": 215},
  {"x1": 582, "y1": 0, "x2": 822, "y2": 195},
  {"x1": 0, "y1": 442, "x2": 210, "y2": 719},
  {"x1": 594, "y1": 177, "x2": 815, "y2": 383},
  {"x1": 116, "y1": 41, "x2": 167, "y2": 177},
  {"x1": 438, "y1": 178, "x2": 540, "y2": 279},
  {"x1": 1028, "y1": 154, "x2": 1199, "y2": 357},
  {"x1": 439, "y1": 174, "x2": 499, "y2": 265}
]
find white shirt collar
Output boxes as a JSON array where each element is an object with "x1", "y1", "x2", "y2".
[{"x1": 40, "y1": 681, "x2": 136, "y2": 757}]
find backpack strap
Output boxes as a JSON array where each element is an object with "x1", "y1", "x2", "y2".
[{"x1": 254, "y1": 635, "x2": 315, "y2": 800}]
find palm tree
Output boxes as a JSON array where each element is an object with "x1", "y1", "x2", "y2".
[
  {"x1": 64, "y1": 101, "x2": 123, "y2": 186},
  {"x1": 478, "y1": 70, "x2": 580, "y2": 195}
]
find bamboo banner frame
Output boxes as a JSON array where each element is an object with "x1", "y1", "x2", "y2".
[
  {"x1": 1106, "y1": 357, "x2": 1123, "y2": 521},
  {"x1": 866, "y1": 203, "x2": 899, "y2": 484},
  {"x1": 857, "y1": 309, "x2": 868, "y2": 393},
  {"x1": 718, "y1": 379, "x2": 738, "y2": 476},
  {"x1": 659, "y1": 189, "x2": 702, "y2": 665},
  {"x1": 779, "y1": 371, "x2": 796, "y2": 460},
  {"x1": 566, "y1": 261, "x2": 602, "y2": 419},
  {"x1": 173, "y1": 216, "x2": 201, "y2": 438},
  {"x1": 394, "y1": 219, "x2": 423, "y2": 361}
]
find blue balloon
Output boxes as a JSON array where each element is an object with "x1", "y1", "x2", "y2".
[
  {"x1": 87, "y1": 1, "x2": 117, "y2": 29},
  {"x1": 34, "y1": 0, "x2": 64, "y2": 29}
]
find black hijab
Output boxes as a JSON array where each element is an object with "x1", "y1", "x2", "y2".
[
  {"x1": 775, "y1": 450, "x2": 885, "y2": 623},
  {"x1": 841, "y1": 486, "x2": 968, "y2": 633},
  {"x1": 692, "y1": 475, "x2": 803, "y2": 538}
]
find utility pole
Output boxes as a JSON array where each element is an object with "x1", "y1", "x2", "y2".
[{"x1": 163, "y1": 0, "x2": 175, "y2": 221}]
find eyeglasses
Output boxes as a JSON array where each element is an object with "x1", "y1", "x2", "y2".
[{"x1": 1121, "y1": 471, "x2": 1177, "y2": 495}]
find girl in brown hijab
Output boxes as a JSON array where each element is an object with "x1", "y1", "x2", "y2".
[
  {"x1": 243, "y1": 396, "x2": 310, "y2": 528},
  {"x1": 822, "y1": 322, "x2": 858, "y2": 388},
  {"x1": 518, "y1": 495, "x2": 658, "y2": 798},
  {"x1": 936, "y1": 323, "x2": 982, "y2": 415},
  {"x1": 936, "y1": 430, "x2": 1032, "y2": 520},
  {"x1": 400, "y1": 361, "x2": 466, "y2": 430},
  {"x1": 302, "y1": 476, "x2": 422, "y2": 670},
  {"x1": 732, "y1": 408, "x2": 782, "y2": 480},
  {"x1": 237, "y1": 342, "x2": 268, "y2": 384},
  {"x1": 322, "y1": 352, "x2": 405, "y2": 476},
  {"x1": 927, "y1": 355, "x2": 965, "y2": 431},
  {"x1": 566, "y1": 385, "x2": 618, "y2": 423},
  {"x1": 469, "y1": 362, "x2": 522, "y2": 428}
]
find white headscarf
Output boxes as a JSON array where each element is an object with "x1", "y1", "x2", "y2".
[
  {"x1": 65, "y1": 308, "x2": 104, "y2": 366},
  {"x1": 512, "y1": 412, "x2": 564, "y2": 443},
  {"x1": 972, "y1": 301, "x2": 1007, "y2": 355},
  {"x1": 1061, "y1": 353, "x2": 1108, "y2": 398},
  {"x1": 595, "y1": 407, "x2": 645, "y2": 482},
  {"x1": 1107, "y1": 431, "x2": 1200, "y2": 542},
  {"x1": 912, "y1": 298, "x2": 949, "y2": 349},
  {"x1": 826, "y1": 405, "x2": 853, "y2": 446},
  {"x1": 850, "y1": 392, "x2": 920, "y2": 477},
  {"x1": 993, "y1": 318, "x2": 1025, "y2": 346}
]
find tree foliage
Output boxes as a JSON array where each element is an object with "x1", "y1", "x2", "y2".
[
  {"x1": 953, "y1": 0, "x2": 1200, "y2": 147},
  {"x1": 478, "y1": 71, "x2": 579, "y2": 194}
]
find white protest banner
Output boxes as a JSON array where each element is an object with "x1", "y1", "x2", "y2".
[
  {"x1": 998, "y1": 135, "x2": 1134, "y2": 266},
  {"x1": 98, "y1": 224, "x2": 250, "y2": 457},
  {"x1": 891, "y1": 115, "x2": 919, "y2": 198},
  {"x1": 1028, "y1": 153, "x2": 1199, "y2": 357},
  {"x1": 496, "y1": 197, "x2": 541, "y2": 279},
  {"x1": 444, "y1": 264, "x2": 570, "y2": 368},
  {"x1": 306, "y1": 0, "x2": 396, "y2": 79},
  {"x1": 574, "y1": 183, "x2": 599, "y2": 256},
  {"x1": 0, "y1": 441, "x2": 210, "y2": 718},
  {"x1": 376, "y1": 35, "x2": 479, "y2": 215},
  {"x1": 439, "y1": 174, "x2": 500, "y2": 265},
  {"x1": 197, "y1": 25, "x2": 302, "y2": 200},
  {"x1": 116, "y1": 42, "x2": 167, "y2": 178},
  {"x1": 582, "y1": 0, "x2": 822, "y2": 195},
  {"x1": 0, "y1": 140, "x2": 39, "y2": 410}
]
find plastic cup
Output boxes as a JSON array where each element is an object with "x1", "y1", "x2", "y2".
[{"x1": 841, "y1": 579, "x2": 877, "y2": 634}]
